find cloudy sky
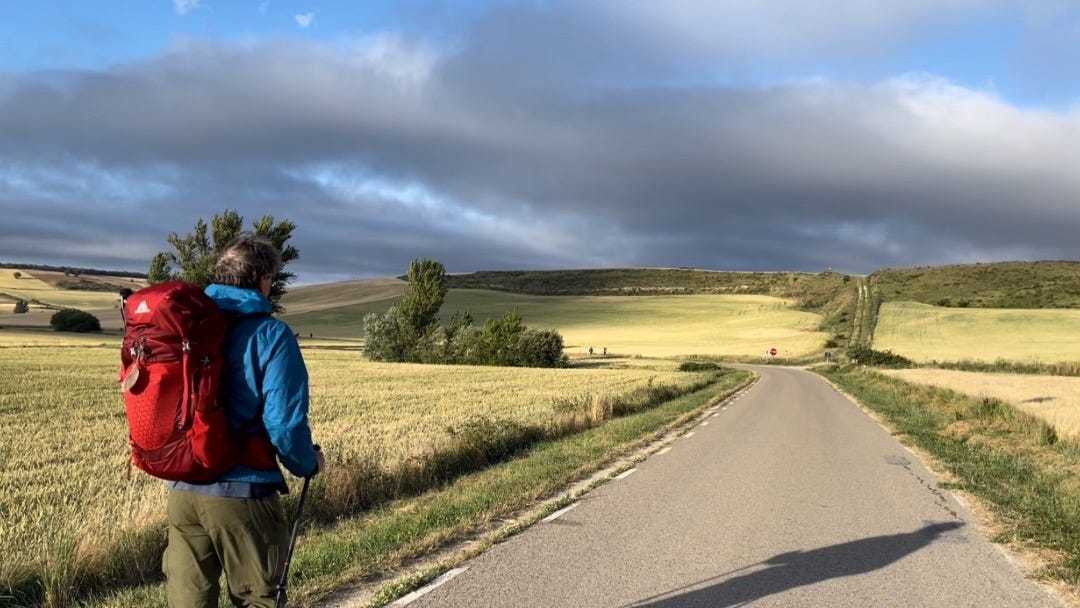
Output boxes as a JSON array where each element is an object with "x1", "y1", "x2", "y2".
[{"x1": 1, "y1": 1, "x2": 1078, "y2": 284}]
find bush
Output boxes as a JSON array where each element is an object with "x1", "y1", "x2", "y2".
[
  {"x1": 516, "y1": 329, "x2": 566, "y2": 368},
  {"x1": 13, "y1": 300, "x2": 29, "y2": 314},
  {"x1": 50, "y1": 308, "x2": 101, "y2": 333},
  {"x1": 844, "y1": 344, "x2": 912, "y2": 368},
  {"x1": 679, "y1": 361, "x2": 720, "y2": 371},
  {"x1": 361, "y1": 310, "x2": 405, "y2": 362}
]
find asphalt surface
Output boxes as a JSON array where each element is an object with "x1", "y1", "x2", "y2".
[{"x1": 399, "y1": 365, "x2": 1066, "y2": 608}]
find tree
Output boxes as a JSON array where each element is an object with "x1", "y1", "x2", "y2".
[
  {"x1": 147, "y1": 209, "x2": 298, "y2": 312},
  {"x1": 443, "y1": 309, "x2": 474, "y2": 362},
  {"x1": 13, "y1": 300, "x2": 29, "y2": 314},
  {"x1": 12, "y1": 271, "x2": 21, "y2": 279},
  {"x1": 146, "y1": 252, "x2": 172, "y2": 285},
  {"x1": 395, "y1": 258, "x2": 448, "y2": 357},
  {"x1": 360, "y1": 257, "x2": 563, "y2": 367},
  {"x1": 478, "y1": 309, "x2": 525, "y2": 366}
]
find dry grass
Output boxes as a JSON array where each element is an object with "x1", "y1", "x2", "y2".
[{"x1": 881, "y1": 368, "x2": 1080, "y2": 439}]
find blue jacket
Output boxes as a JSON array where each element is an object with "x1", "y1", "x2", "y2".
[{"x1": 205, "y1": 283, "x2": 318, "y2": 484}]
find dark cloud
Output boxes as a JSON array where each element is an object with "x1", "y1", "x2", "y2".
[{"x1": 0, "y1": 2, "x2": 1077, "y2": 283}]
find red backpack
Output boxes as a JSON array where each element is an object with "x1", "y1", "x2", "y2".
[{"x1": 120, "y1": 281, "x2": 275, "y2": 481}]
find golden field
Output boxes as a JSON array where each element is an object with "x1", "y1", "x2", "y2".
[
  {"x1": 282, "y1": 289, "x2": 829, "y2": 359},
  {"x1": 873, "y1": 301, "x2": 1080, "y2": 364},
  {"x1": 880, "y1": 368, "x2": 1080, "y2": 439},
  {"x1": 0, "y1": 269, "x2": 140, "y2": 313},
  {"x1": 0, "y1": 344, "x2": 712, "y2": 592}
]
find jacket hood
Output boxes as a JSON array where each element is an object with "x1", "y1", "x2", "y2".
[{"x1": 205, "y1": 283, "x2": 273, "y2": 317}]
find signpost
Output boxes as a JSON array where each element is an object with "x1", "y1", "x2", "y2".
[{"x1": 769, "y1": 348, "x2": 777, "y2": 357}]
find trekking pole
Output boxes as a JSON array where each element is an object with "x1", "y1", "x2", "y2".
[{"x1": 276, "y1": 446, "x2": 319, "y2": 608}]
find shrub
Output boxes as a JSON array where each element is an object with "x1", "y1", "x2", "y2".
[
  {"x1": 49, "y1": 308, "x2": 101, "y2": 333},
  {"x1": 516, "y1": 329, "x2": 566, "y2": 368},
  {"x1": 361, "y1": 309, "x2": 405, "y2": 362},
  {"x1": 13, "y1": 300, "x2": 29, "y2": 314},
  {"x1": 679, "y1": 361, "x2": 720, "y2": 371},
  {"x1": 844, "y1": 344, "x2": 912, "y2": 368}
]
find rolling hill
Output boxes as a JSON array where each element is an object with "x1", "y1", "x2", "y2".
[{"x1": 3, "y1": 260, "x2": 1077, "y2": 362}]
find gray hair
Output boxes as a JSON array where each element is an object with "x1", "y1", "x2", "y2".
[{"x1": 213, "y1": 233, "x2": 282, "y2": 289}]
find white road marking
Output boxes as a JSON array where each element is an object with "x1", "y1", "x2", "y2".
[
  {"x1": 391, "y1": 567, "x2": 469, "y2": 606},
  {"x1": 542, "y1": 502, "x2": 580, "y2": 523},
  {"x1": 683, "y1": 432, "x2": 695, "y2": 438},
  {"x1": 615, "y1": 468, "x2": 637, "y2": 480},
  {"x1": 656, "y1": 447, "x2": 672, "y2": 455},
  {"x1": 700, "y1": 421, "x2": 710, "y2": 426}
]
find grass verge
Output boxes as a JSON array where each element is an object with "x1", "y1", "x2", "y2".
[
  {"x1": 819, "y1": 366, "x2": 1080, "y2": 589},
  {"x1": 76, "y1": 370, "x2": 752, "y2": 608}
]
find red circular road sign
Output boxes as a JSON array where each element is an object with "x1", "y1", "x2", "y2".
[{"x1": 769, "y1": 348, "x2": 778, "y2": 356}]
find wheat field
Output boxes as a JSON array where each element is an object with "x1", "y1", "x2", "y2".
[
  {"x1": 0, "y1": 344, "x2": 711, "y2": 595},
  {"x1": 880, "y1": 368, "x2": 1080, "y2": 439},
  {"x1": 0, "y1": 269, "x2": 134, "y2": 312},
  {"x1": 283, "y1": 291, "x2": 828, "y2": 358},
  {"x1": 873, "y1": 301, "x2": 1080, "y2": 364}
]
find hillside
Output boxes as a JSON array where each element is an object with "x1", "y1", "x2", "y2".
[
  {"x1": 445, "y1": 268, "x2": 856, "y2": 329},
  {"x1": 445, "y1": 263, "x2": 1079, "y2": 307},
  {"x1": 5, "y1": 260, "x2": 1076, "y2": 355},
  {"x1": 445, "y1": 268, "x2": 849, "y2": 302},
  {"x1": 869, "y1": 261, "x2": 1080, "y2": 309}
]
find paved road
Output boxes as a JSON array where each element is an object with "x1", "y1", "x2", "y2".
[{"x1": 402, "y1": 366, "x2": 1065, "y2": 607}]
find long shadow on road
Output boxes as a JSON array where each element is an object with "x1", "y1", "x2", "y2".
[{"x1": 626, "y1": 521, "x2": 964, "y2": 607}]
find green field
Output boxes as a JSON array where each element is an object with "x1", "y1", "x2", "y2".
[
  {"x1": 873, "y1": 301, "x2": 1080, "y2": 364},
  {"x1": 282, "y1": 289, "x2": 828, "y2": 358}
]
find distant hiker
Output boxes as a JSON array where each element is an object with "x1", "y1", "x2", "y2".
[
  {"x1": 603, "y1": 347, "x2": 607, "y2": 356},
  {"x1": 589, "y1": 346, "x2": 594, "y2": 356},
  {"x1": 163, "y1": 233, "x2": 326, "y2": 608}
]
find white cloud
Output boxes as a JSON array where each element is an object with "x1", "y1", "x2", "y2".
[
  {"x1": 295, "y1": 13, "x2": 315, "y2": 28},
  {"x1": 172, "y1": 0, "x2": 202, "y2": 16}
]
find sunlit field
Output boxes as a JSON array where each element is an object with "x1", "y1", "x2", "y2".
[
  {"x1": 0, "y1": 269, "x2": 135, "y2": 312},
  {"x1": 0, "y1": 345, "x2": 713, "y2": 596},
  {"x1": 880, "y1": 368, "x2": 1080, "y2": 439},
  {"x1": 873, "y1": 301, "x2": 1080, "y2": 364},
  {"x1": 283, "y1": 290, "x2": 828, "y2": 358}
]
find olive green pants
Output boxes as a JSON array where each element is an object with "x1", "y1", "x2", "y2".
[{"x1": 164, "y1": 490, "x2": 289, "y2": 608}]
